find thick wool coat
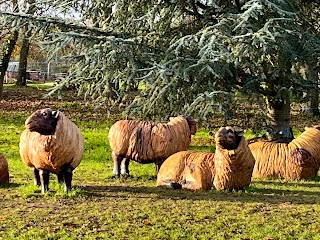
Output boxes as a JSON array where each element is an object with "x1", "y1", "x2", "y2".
[
  {"x1": 19, "y1": 112, "x2": 84, "y2": 174},
  {"x1": 213, "y1": 137, "x2": 255, "y2": 190},
  {"x1": 0, "y1": 153, "x2": 9, "y2": 183},
  {"x1": 108, "y1": 116, "x2": 192, "y2": 163},
  {"x1": 249, "y1": 127, "x2": 320, "y2": 180},
  {"x1": 157, "y1": 137, "x2": 255, "y2": 191}
]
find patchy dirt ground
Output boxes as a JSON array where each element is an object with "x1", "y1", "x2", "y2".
[{"x1": 1, "y1": 84, "x2": 318, "y2": 131}]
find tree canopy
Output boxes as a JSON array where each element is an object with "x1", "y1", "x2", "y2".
[{"x1": 0, "y1": 1, "x2": 319, "y2": 129}]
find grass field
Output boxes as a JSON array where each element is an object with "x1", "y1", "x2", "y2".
[{"x1": 0, "y1": 84, "x2": 319, "y2": 240}]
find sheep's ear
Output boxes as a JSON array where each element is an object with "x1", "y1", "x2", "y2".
[
  {"x1": 236, "y1": 130, "x2": 244, "y2": 137},
  {"x1": 52, "y1": 111, "x2": 59, "y2": 118}
]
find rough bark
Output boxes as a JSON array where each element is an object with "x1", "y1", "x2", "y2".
[
  {"x1": 0, "y1": 0, "x2": 19, "y2": 98},
  {"x1": 265, "y1": 94, "x2": 294, "y2": 143},
  {"x1": 309, "y1": 67, "x2": 319, "y2": 116},
  {"x1": 15, "y1": 0, "x2": 35, "y2": 86},
  {"x1": 0, "y1": 31, "x2": 19, "y2": 98},
  {"x1": 16, "y1": 32, "x2": 31, "y2": 86}
]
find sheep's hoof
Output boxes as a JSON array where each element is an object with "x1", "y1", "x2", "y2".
[
  {"x1": 111, "y1": 175, "x2": 120, "y2": 179},
  {"x1": 170, "y1": 182, "x2": 182, "y2": 190},
  {"x1": 120, "y1": 174, "x2": 131, "y2": 179}
]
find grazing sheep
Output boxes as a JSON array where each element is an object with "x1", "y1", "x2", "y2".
[
  {"x1": 19, "y1": 108, "x2": 84, "y2": 193},
  {"x1": 157, "y1": 126, "x2": 255, "y2": 191},
  {"x1": 108, "y1": 115, "x2": 198, "y2": 176},
  {"x1": 0, "y1": 153, "x2": 9, "y2": 183},
  {"x1": 249, "y1": 125, "x2": 320, "y2": 180}
]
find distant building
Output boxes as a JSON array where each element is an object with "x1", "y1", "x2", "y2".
[{"x1": 5, "y1": 62, "x2": 47, "y2": 83}]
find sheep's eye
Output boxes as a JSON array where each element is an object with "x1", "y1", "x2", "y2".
[{"x1": 42, "y1": 112, "x2": 47, "y2": 116}]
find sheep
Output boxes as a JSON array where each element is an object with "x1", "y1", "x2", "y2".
[
  {"x1": 19, "y1": 108, "x2": 84, "y2": 193},
  {"x1": 0, "y1": 153, "x2": 9, "y2": 183},
  {"x1": 249, "y1": 125, "x2": 320, "y2": 180},
  {"x1": 156, "y1": 126, "x2": 255, "y2": 191},
  {"x1": 108, "y1": 115, "x2": 198, "y2": 176}
]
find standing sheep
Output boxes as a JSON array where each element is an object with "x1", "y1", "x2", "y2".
[
  {"x1": 157, "y1": 126, "x2": 255, "y2": 191},
  {"x1": 108, "y1": 115, "x2": 198, "y2": 176},
  {"x1": 0, "y1": 153, "x2": 9, "y2": 183},
  {"x1": 249, "y1": 125, "x2": 320, "y2": 180},
  {"x1": 19, "y1": 108, "x2": 84, "y2": 193}
]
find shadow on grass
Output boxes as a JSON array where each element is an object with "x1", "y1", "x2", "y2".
[
  {"x1": 79, "y1": 184, "x2": 320, "y2": 205},
  {"x1": 0, "y1": 182, "x2": 22, "y2": 189},
  {"x1": 252, "y1": 179, "x2": 320, "y2": 188}
]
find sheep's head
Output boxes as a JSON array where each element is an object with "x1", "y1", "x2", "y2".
[
  {"x1": 211, "y1": 126, "x2": 244, "y2": 150},
  {"x1": 183, "y1": 115, "x2": 198, "y2": 135},
  {"x1": 311, "y1": 125, "x2": 320, "y2": 131},
  {"x1": 25, "y1": 108, "x2": 59, "y2": 135}
]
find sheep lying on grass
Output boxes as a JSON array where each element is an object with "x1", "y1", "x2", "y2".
[
  {"x1": 108, "y1": 115, "x2": 198, "y2": 176},
  {"x1": 157, "y1": 126, "x2": 255, "y2": 191},
  {"x1": 19, "y1": 108, "x2": 84, "y2": 193},
  {"x1": 0, "y1": 153, "x2": 9, "y2": 183},
  {"x1": 249, "y1": 125, "x2": 320, "y2": 180}
]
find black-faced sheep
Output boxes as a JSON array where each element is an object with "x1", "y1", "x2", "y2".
[
  {"x1": 108, "y1": 115, "x2": 198, "y2": 176},
  {"x1": 0, "y1": 153, "x2": 9, "y2": 183},
  {"x1": 156, "y1": 126, "x2": 255, "y2": 191},
  {"x1": 249, "y1": 125, "x2": 320, "y2": 180},
  {"x1": 19, "y1": 108, "x2": 84, "y2": 193}
]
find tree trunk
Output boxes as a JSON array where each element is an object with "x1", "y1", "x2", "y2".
[
  {"x1": 265, "y1": 94, "x2": 294, "y2": 143},
  {"x1": 309, "y1": 67, "x2": 319, "y2": 116},
  {"x1": 310, "y1": 87, "x2": 319, "y2": 116},
  {"x1": 16, "y1": 33, "x2": 31, "y2": 86},
  {"x1": 0, "y1": 0, "x2": 19, "y2": 99},
  {"x1": 0, "y1": 31, "x2": 19, "y2": 99}
]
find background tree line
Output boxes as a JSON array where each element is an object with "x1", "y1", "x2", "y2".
[{"x1": 0, "y1": 0, "x2": 319, "y2": 142}]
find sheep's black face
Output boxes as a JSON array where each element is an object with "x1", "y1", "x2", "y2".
[
  {"x1": 183, "y1": 115, "x2": 198, "y2": 135},
  {"x1": 215, "y1": 126, "x2": 243, "y2": 150},
  {"x1": 25, "y1": 108, "x2": 59, "y2": 135}
]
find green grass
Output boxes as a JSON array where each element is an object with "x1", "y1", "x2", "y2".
[{"x1": 0, "y1": 86, "x2": 320, "y2": 239}]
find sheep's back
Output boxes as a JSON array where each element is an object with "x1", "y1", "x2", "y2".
[
  {"x1": 249, "y1": 142, "x2": 289, "y2": 179},
  {"x1": 109, "y1": 117, "x2": 191, "y2": 162},
  {"x1": 157, "y1": 151, "x2": 215, "y2": 190},
  {"x1": 19, "y1": 113, "x2": 84, "y2": 174},
  {"x1": 214, "y1": 137, "x2": 255, "y2": 190},
  {"x1": 0, "y1": 153, "x2": 9, "y2": 183},
  {"x1": 249, "y1": 139, "x2": 318, "y2": 180},
  {"x1": 287, "y1": 128, "x2": 320, "y2": 179},
  {"x1": 151, "y1": 117, "x2": 191, "y2": 159},
  {"x1": 109, "y1": 120, "x2": 154, "y2": 162}
]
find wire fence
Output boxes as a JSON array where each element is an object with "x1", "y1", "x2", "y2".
[{"x1": 4, "y1": 61, "x2": 69, "y2": 83}]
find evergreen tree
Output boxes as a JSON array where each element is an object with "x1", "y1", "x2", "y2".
[{"x1": 1, "y1": 0, "x2": 319, "y2": 141}]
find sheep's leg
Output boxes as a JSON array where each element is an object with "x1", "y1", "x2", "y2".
[
  {"x1": 155, "y1": 159, "x2": 165, "y2": 175},
  {"x1": 112, "y1": 151, "x2": 122, "y2": 177},
  {"x1": 120, "y1": 158, "x2": 130, "y2": 176},
  {"x1": 63, "y1": 167, "x2": 73, "y2": 192},
  {"x1": 32, "y1": 166, "x2": 41, "y2": 186},
  {"x1": 39, "y1": 169, "x2": 50, "y2": 193},
  {"x1": 57, "y1": 172, "x2": 64, "y2": 184}
]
